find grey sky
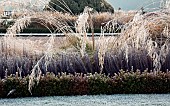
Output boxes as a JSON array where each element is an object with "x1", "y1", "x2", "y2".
[{"x1": 107, "y1": 0, "x2": 160, "y2": 10}]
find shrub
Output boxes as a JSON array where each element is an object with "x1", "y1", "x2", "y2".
[
  {"x1": 1, "y1": 70, "x2": 170, "y2": 98},
  {"x1": 88, "y1": 73, "x2": 112, "y2": 95}
]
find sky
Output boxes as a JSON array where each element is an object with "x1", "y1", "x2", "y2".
[{"x1": 107, "y1": 0, "x2": 160, "y2": 10}]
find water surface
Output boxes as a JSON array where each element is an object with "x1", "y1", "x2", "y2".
[
  {"x1": 0, "y1": 94, "x2": 170, "y2": 106},
  {"x1": 108, "y1": 0, "x2": 159, "y2": 10}
]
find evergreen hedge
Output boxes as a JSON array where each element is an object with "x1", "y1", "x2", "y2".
[
  {"x1": 48, "y1": 0, "x2": 114, "y2": 14},
  {"x1": 1, "y1": 70, "x2": 170, "y2": 98},
  {"x1": 0, "y1": 28, "x2": 102, "y2": 34}
]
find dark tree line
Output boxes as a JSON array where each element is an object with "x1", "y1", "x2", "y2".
[{"x1": 47, "y1": 0, "x2": 114, "y2": 14}]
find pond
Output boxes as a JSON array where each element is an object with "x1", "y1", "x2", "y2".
[{"x1": 0, "y1": 94, "x2": 170, "y2": 106}]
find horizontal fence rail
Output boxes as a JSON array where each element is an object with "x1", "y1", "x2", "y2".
[{"x1": 0, "y1": 33, "x2": 121, "y2": 37}]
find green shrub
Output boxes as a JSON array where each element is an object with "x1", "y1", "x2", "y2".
[
  {"x1": 88, "y1": 73, "x2": 112, "y2": 95},
  {"x1": 0, "y1": 28, "x2": 102, "y2": 33},
  {"x1": 1, "y1": 70, "x2": 170, "y2": 98},
  {"x1": 0, "y1": 28, "x2": 6, "y2": 33},
  {"x1": 70, "y1": 76, "x2": 88, "y2": 95}
]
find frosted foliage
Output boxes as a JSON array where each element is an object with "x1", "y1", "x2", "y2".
[
  {"x1": 100, "y1": 1, "x2": 170, "y2": 71},
  {"x1": 7, "y1": 17, "x2": 31, "y2": 36},
  {"x1": 132, "y1": 13, "x2": 143, "y2": 24},
  {"x1": 28, "y1": 35, "x2": 56, "y2": 94},
  {"x1": 75, "y1": 7, "x2": 93, "y2": 57},
  {"x1": 76, "y1": 6, "x2": 93, "y2": 33},
  {"x1": 76, "y1": 14, "x2": 89, "y2": 33},
  {"x1": 160, "y1": 0, "x2": 170, "y2": 10},
  {"x1": 98, "y1": 31, "x2": 110, "y2": 72},
  {"x1": 29, "y1": 56, "x2": 44, "y2": 94},
  {"x1": 165, "y1": 0, "x2": 170, "y2": 9},
  {"x1": 0, "y1": 0, "x2": 51, "y2": 11},
  {"x1": 0, "y1": 0, "x2": 76, "y2": 94},
  {"x1": 2, "y1": 0, "x2": 170, "y2": 94}
]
